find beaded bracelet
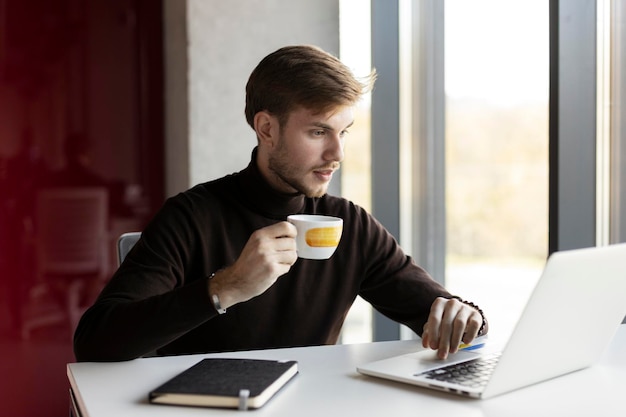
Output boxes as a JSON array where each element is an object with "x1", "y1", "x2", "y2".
[{"x1": 450, "y1": 296, "x2": 487, "y2": 336}]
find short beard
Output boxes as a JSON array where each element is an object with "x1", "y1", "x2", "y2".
[
  {"x1": 268, "y1": 140, "x2": 329, "y2": 198},
  {"x1": 268, "y1": 154, "x2": 328, "y2": 198}
]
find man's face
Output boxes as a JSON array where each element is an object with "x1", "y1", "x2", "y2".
[{"x1": 267, "y1": 106, "x2": 354, "y2": 198}]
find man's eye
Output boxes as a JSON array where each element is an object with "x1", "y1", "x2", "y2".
[
  {"x1": 340, "y1": 130, "x2": 350, "y2": 137},
  {"x1": 313, "y1": 130, "x2": 325, "y2": 136}
]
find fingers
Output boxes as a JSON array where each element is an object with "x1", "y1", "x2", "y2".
[
  {"x1": 264, "y1": 220, "x2": 298, "y2": 239},
  {"x1": 422, "y1": 297, "x2": 483, "y2": 360},
  {"x1": 252, "y1": 222, "x2": 298, "y2": 266},
  {"x1": 461, "y1": 312, "x2": 482, "y2": 344},
  {"x1": 273, "y1": 223, "x2": 299, "y2": 264},
  {"x1": 448, "y1": 307, "x2": 472, "y2": 354},
  {"x1": 214, "y1": 222, "x2": 298, "y2": 306}
]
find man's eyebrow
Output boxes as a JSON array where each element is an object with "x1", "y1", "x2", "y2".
[{"x1": 310, "y1": 121, "x2": 354, "y2": 131}]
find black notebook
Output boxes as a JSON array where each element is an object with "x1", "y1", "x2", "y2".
[{"x1": 149, "y1": 358, "x2": 298, "y2": 410}]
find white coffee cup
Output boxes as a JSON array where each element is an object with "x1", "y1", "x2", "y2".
[{"x1": 287, "y1": 214, "x2": 343, "y2": 260}]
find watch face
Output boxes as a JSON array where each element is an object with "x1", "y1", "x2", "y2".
[
  {"x1": 211, "y1": 294, "x2": 226, "y2": 314},
  {"x1": 209, "y1": 272, "x2": 226, "y2": 314}
]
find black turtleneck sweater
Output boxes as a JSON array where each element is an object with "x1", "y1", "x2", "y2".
[{"x1": 73, "y1": 150, "x2": 452, "y2": 361}]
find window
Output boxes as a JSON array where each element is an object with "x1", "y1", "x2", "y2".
[
  {"x1": 343, "y1": 0, "x2": 622, "y2": 342},
  {"x1": 443, "y1": 0, "x2": 550, "y2": 333},
  {"x1": 339, "y1": 0, "x2": 373, "y2": 344}
]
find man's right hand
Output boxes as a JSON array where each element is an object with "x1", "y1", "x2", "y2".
[{"x1": 207, "y1": 221, "x2": 298, "y2": 309}]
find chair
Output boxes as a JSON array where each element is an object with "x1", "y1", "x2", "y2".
[
  {"x1": 117, "y1": 231, "x2": 142, "y2": 265},
  {"x1": 22, "y1": 187, "x2": 109, "y2": 339},
  {"x1": 117, "y1": 231, "x2": 156, "y2": 357}
]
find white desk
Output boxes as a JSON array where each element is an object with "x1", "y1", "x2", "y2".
[{"x1": 68, "y1": 325, "x2": 626, "y2": 417}]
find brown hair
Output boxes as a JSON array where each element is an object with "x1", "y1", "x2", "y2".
[{"x1": 245, "y1": 45, "x2": 376, "y2": 128}]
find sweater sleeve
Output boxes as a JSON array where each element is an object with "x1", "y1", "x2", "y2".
[
  {"x1": 356, "y1": 212, "x2": 452, "y2": 337},
  {"x1": 73, "y1": 193, "x2": 219, "y2": 361}
]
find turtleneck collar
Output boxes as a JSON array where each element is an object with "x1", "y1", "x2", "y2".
[{"x1": 235, "y1": 147, "x2": 307, "y2": 219}]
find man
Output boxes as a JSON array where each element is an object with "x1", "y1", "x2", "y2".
[{"x1": 74, "y1": 45, "x2": 487, "y2": 362}]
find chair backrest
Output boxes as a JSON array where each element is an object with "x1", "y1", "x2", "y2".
[
  {"x1": 36, "y1": 187, "x2": 109, "y2": 275},
  {"x1": 117, "y1": 231, "x2": 142, "y2": 265}
]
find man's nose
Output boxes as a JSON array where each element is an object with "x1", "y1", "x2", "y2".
[{"x1": 324, "y1": 134, "x2": 345, "y2": 162}]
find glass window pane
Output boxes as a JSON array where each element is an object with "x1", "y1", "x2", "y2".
[
  {"x1": 339, "y1": 0, "x2": 373, "y2": 344},
  {"x1": 444, "y1": 0, "x2": 550, "y2": 334}
]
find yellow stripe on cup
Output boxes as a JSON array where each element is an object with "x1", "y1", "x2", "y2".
[{"x1": 305, "y1": 226, "x2": 342, "y2": 247}]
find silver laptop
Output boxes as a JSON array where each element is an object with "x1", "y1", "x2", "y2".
[{"x1": 357, "y1": 243, "x2": 626, "y2": 399}]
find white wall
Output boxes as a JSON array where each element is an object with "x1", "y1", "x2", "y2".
[{"x1": 164, "y1": 0, "x2": 340, "y2": 196}]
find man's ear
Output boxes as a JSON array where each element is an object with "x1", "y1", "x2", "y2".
[{"x1": 254, "y1": 111, "x2": 278, "y2": 147}]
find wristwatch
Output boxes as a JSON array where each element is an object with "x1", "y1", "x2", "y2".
[{"x1": 209, "y1": 272, "x2": 227, "y2": 315}]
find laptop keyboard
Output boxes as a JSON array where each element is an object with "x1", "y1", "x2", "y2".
[{"x1": 419, "y1": 354, "x2": 501, "y2": 388}]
